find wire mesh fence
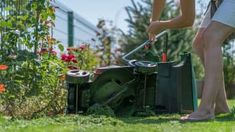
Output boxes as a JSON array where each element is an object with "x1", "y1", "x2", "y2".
[
  {"x1": 0, "y1": 0, "x2": 100, "y2": 53},
  {"x1": 51, "y1": 1, "x2": 101, "y2": 49}
]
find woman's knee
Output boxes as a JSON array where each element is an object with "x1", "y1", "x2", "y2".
[
  {"x1": 192, "y1": 38, "x2": 203, "y2": 55},
  {"x1": 192, "y1": 30, "x2": 205, "y2": 53}
]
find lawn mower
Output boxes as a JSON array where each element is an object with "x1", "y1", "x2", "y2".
[{"x1": 66, "y1": 30, "x2": 198, "y2": 116}]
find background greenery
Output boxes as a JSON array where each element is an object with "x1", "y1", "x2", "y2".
[{"x1": 119, "y1": 0, "x2": 235, "y2": 92}]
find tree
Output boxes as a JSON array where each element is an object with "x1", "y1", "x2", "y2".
[
  {"x1": 120, "y1": 0, "x2": 196, "y2": 62},
  {"x1": 120, "y1": 0, "x2": 203, "y2": 78},
  {"x1": 120, "y1": 0, "x2": 235, "y2": 97},
  {"x1": 96, "y1": 19, "x2": 125, "y2": 65}
]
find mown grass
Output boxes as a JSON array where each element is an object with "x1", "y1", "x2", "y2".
[{"x1": 0, "y1": 99, "x2": 235, "y2": 132}]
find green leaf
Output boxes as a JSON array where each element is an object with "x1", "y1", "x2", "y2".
[
  {"x1": 4, "y1": 7, "x2": 13, "y2": 11},
  {"x1": 0, "y1": 21, "x2": 12, "y2": 28},
  {"x1": 58, "y1": 44, "x2": 64, "y2": 52}
]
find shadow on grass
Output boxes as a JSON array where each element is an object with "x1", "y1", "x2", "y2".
[
  {"x1": 216, "y1": 106, "x2": 235, "y2": 121},
  {"x1": 119, "y1": 114, "x2": 180, "y2": 124},
  {"x1": 118, "y1": 113, "x2": 235, "y2": 124},
  {"x1": 216, "y1": 113, "x2": 235, "y2": 121}
]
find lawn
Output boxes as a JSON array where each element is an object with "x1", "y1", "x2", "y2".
[{"x1": 0, "y1": 99, "x2": 235, "y2": 132}]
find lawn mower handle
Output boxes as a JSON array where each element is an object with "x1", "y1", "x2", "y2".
[{"x1": 122, "y1": 30, "x2": 169, "y2": 63}]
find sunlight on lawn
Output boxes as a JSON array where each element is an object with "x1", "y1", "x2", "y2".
[{"x1": 0, "y1": 99, "x2": 235, "y2": 132}]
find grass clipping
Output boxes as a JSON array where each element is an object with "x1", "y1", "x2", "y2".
[{"x1": 87, "y1": 104, "x2": 115, "y2": 117}]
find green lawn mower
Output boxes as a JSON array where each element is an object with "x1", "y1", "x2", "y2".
[{"x1": 66, "y1": 31, "x2": 198, "y2": 116}]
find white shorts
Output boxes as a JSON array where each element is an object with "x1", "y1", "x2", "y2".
[{"x1": 200, "y1": 0, "x2": 235, "y2": 28}]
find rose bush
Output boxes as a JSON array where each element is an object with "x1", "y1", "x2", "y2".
[
  {"x1": 0, "y1": 1, "x2": 104, "y2": 119},
  {"x1": 61, "y1": 44, "x2": 99, "y2": 71},
  {"x1": 0, "y1": 0, "x2": 67, "y2": 119}
]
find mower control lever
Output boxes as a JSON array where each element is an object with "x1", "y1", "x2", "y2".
[{"x1": 122, "y1": 30, "x2": 169, "y2": 64}]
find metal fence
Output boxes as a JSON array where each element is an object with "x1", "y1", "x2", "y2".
[
  {"x1": 0, "y1": 0, "x2": 100, "y2": 52},
  {"x1": 51, "y1": 1, "x2": 101, "y2": 49}
]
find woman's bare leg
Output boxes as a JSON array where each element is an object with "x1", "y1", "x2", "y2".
[
  {"x1": 184, "y1": 21, "x2": 234, "y2": 119},
  {"x1": 193, "y1": 28, "x2": 229, "y2": 115}
]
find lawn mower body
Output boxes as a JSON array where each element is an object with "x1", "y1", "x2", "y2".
[{"x1": 66, "y1": 31, "x2": 198, "y2": 115}]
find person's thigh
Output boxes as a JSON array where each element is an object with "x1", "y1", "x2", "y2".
[{"x1": 203, "y1": 21, "x2": 235, "y2": 48}]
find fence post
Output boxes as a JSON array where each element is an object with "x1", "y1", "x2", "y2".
[{"x1": 68, "y1": 11, "x2": 74, "y2": 47}]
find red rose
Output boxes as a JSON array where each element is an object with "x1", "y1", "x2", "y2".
[
  {"x1": 61, "y1": 54, "x2": 68, "y2": 61},
  {"x1": 67, "y1": 54, "x2": 75, "y2": 61}
]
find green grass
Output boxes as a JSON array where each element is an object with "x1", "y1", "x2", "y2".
[{"x1": 0, "y1": 99, "x2": 235, "y2": 132}]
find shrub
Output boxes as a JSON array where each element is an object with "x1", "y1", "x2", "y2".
[
  {"x1": 0, "y1": 0, "x2": 67, "y2": 119},
  {"x1": 0, "y1": 51, "x2": 67, "y2": 119}
]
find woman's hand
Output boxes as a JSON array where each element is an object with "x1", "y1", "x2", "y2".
[{"x1": 147, "y1": 21, "x2": 165, "y2": 41}]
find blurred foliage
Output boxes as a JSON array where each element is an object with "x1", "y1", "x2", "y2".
[
  {"x1": 223, "y1": 41, "x2": 235, "y2": 98},
  {"x1": 120, "y1": 0, "x2": 204, "y2": 79},
  {"x1": 121, "y1": 0, "x2": 196, "y2": 59},
  {"x1": 96, "y1": 20, "x2": 112, "y2": 66},
  {"x1": 121, "y1": 0, "x2": 235, "y2": 93},
  {"x1": 96, "y1": 19, "x2": 125, "y2": 66},
  {"x1": 223, "y1": 42, "x2": 235, "y2": 85}
]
